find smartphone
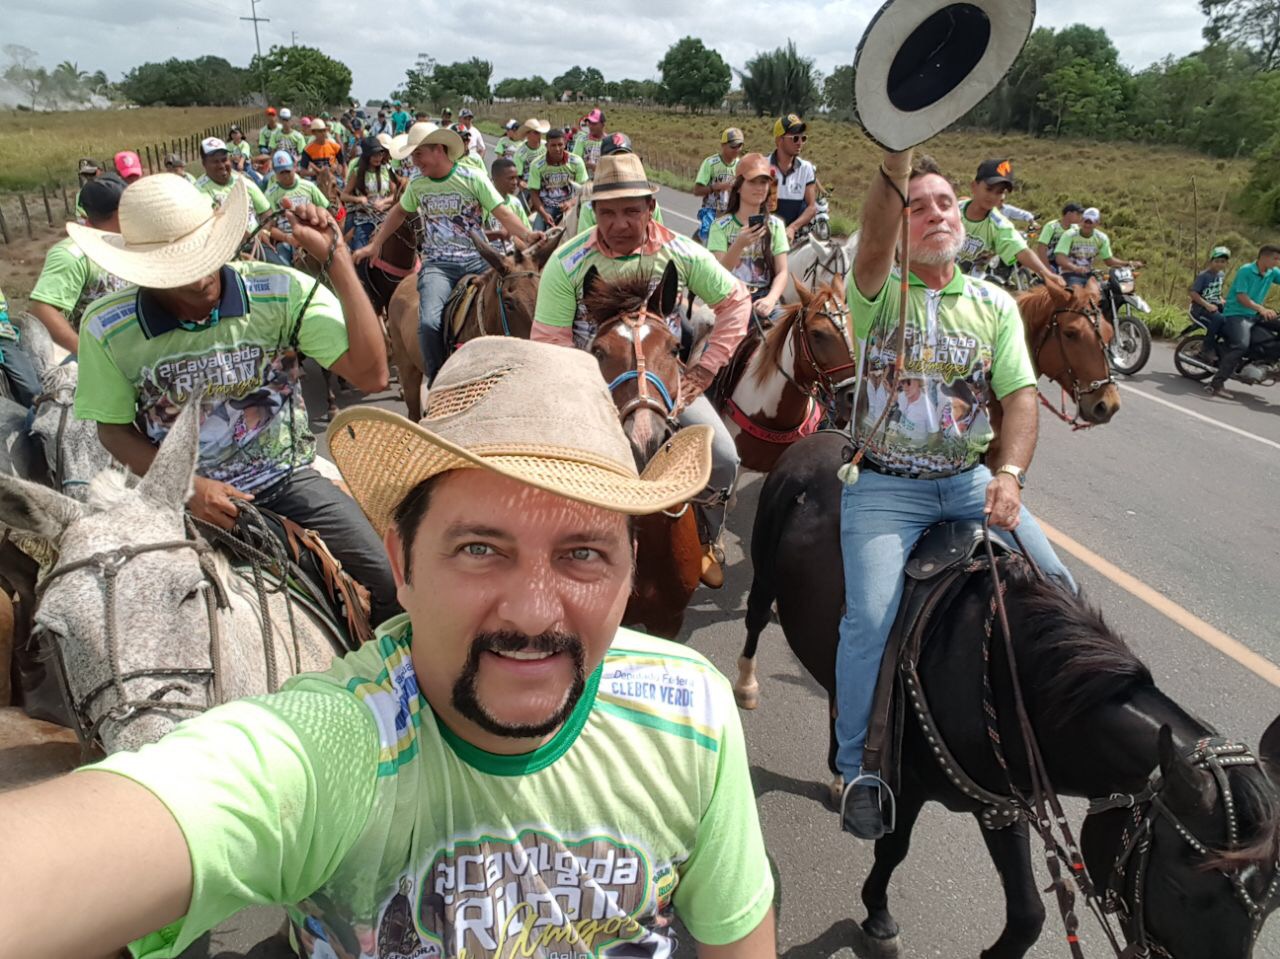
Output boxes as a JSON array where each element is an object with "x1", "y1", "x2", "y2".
[{"x1": 748, "y1": 214, "x2": 766, "y2": 229}]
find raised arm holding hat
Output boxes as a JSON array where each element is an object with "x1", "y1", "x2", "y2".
[{"x1": 959, "y1": 158, "x2": 1064, "y2": 289}]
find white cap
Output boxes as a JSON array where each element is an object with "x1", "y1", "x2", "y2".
[
  {"x1": 200, "y1": 136, "x2": 228, "y2": 156},
  {"x1": 1082, "y1": 207, "x2": 1101, "y2": 223},
  {"x1": 272, "y1": 150, "x2": 295, "y2": 170},
  {"x1": 279, "y1": 107, "x2": 293, "y2": 120}
]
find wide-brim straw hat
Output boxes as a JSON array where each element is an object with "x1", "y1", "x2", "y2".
[
  {"x1": 590, "y1": 153, "x2": 658, "y2": 202},
  {"x1": 389, "y1": 122, "x2": 465, "y2": 162},
  {"x1": 328, "y1": 338, "x2": 712, "y2": 535},
  {"x1": 65, "y1": 174, "x2": 248, "y2": 289},
  {"x1": 520, "y1": 118, "x2": 552, "y2": 135}
]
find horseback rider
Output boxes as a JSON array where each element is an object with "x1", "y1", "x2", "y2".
[
  {"x1": 0, "y1": 338, "x2": 775, "y2": 959},
  {"x1": 526, "y1": 127, "x2": 588, "y2": 229},
  {"x1": 707, "y1": 152, "x2": 789, "y2": 325},
  {"x1": 257, "y1": 106, "x2": 280, "y2": 155},
  {"x1": 299, "y1": 119, "x2": 344, "y2": 183},
  {"x1": 28, "y1": 173, "x2": 130, "y2": 355},
  {"x1": 271, "y1": 108, "x2": 308, "y2": 160},
  {"x1": 194, "y1": 137, "x2": 272, "y2": 238},
  {"x1": 339, "y1": 137, "x2": 402, "y2": 253},
  {"x1": 1206, "y1": 243, "x2": 1280, "y2": 399},
  {"x1": 513, "y1": 118, "x2": 550, "y2": 186},
  {"x1": 0, "y1": 284, "x2": 40, "y2": 408},
  {"x1": 574, "y1": 133, "x2": 668, "y2": 234},
  {"x1": 1034, "y1": 201, "x2": 1083, "y2": 267},
  {"x1": 693, "y1": 127, "x2": 744, "y2": 244},
  {"x1": 1053, "y1": 207, "x2": 1142, "y2": 286},
  {"x1": 770, "y1": 114, "x2": 818, "y2": 243},
  {"x1": 264, "y1": 151, "x2": 332, "y2": 268},
  {"x1": 572, "y1": 107, "x2": 607, "y2": 175},
  {"x1": 958, "y1": 159, "x2": 1063, "y2": 289},
  {"x1": 484, "y1": 157, "x2": 533, "y2": 255},
  {"x1": 836, "y1": 148, "x2": 1076, "y2": 840},
  {"x1": 531, "y1": 152, "x2": 751, "y2": 587},
  {"x1": 66, "y1": 174, "x2": 400, "y2": 625},
  {"x1": 353, "y1": 122, "x2": 538, "y2": 385}
]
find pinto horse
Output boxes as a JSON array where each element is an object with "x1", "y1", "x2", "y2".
[
  {"x1": 717, "y1": 275, "x2": 857, "y2": 473},
  {"x1": 736, "y1": 431, "x2": 1279, "y2": 958},
  {"x1": 583, "y1": 262, "x2": 702, "y2": 639}
]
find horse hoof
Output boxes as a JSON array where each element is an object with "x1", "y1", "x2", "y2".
[
  {"x1": 853, "y1": 919, "x2": 900, "y2": 958},
  {"x1": 828, "y1": 776, "x2": 845, "y2": 810},
  {"x1": 733, "y1": 682, "x2": 759, "y2": 710}
]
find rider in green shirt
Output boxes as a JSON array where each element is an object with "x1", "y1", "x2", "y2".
[
  {"x1": 1035, "y1": 201, "x2": 1083, "y2": 270},
  {"x1": 194, "y1": 137, "x2": 272, "y2": 235},
  {"x1": 958, "y1": 159, "x2": 1061, "y2": 289},
  {"x1": 571, "y1": 107, "x2": 607, "y2": 176},
  {"x1": 264, "y1": 151, "x2": 332, "y2": 268},
  {"x1": 527, "y1": 129, "x2": 588, "y2": 228},
  {"x1": 693, "y1": 127, "x2": 744, "y2": 242},
  {"x1": 1053, "y1": 207, "x2": 1141, "y2": 287}
]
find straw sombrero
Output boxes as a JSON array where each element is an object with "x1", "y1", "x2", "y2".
[
  {"x1": 590, "y1": 154, "x2": 658, "y2": 202},
  {"x1": 519, "y1": 118, "x2": 552, "y2": 135},
  {"x1": 389, "y1": 122, "x2": 465, "y2": 162},
  {"x1": 66, "y1": 174, "x2": 248, "y2": 289},
  {"x1": 328, "y1": 338, "x2": 711, "y2": 535}
]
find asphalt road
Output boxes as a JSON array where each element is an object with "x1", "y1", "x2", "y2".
[{"x1": 201, "y1": 185, "x2": 1280, "y2": 958}]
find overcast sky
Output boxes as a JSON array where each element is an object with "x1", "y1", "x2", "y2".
[{"x1": 4, "y1": 0, "x2": 1208, "y2": 102}]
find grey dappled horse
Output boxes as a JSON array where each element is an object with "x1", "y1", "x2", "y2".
[
  {"x1": 0, "y1": 403, "x2": 346, "y2": 755},
  {"x1": 784, "y1": 233, "x2": 859, "y2": 306}
]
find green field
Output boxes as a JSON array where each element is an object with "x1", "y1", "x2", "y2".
[{"x1": 0, "y1": 107, "x2": 264, "y2": 191}]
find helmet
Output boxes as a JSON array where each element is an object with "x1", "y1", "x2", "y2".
[{"x1": 599, "y1": 132, "x2": 633, "y2": 156}]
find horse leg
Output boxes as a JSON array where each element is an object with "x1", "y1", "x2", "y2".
[
  {"x1": 975, "y1": 818, "x2": 1045, "y2": 959},
  {"x1": 859, "y1": 787, "x2": 926, "y2": 950},
  {"x1": 733, "y1": 574, "x2": 774, "y2": 709},
  {"x1": 401, "y1": 362, "x2": 424, "y2": 423}
]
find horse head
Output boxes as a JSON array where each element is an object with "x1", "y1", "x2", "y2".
[
  {"x1": 468, "y1": 227, "x2": 564, "y2": 338},
  {"x1": 1018, "y1": 279, "x2": 1120, "y2": 425},
  {"x1": 582, "y1": 261, "x2": 682, "y2": 471},
  {"x1": 773, "y1": 274, "x2": 858, "y2": 426},
  {"x1": 0, "y1": 403, "x2": 225, "y2": 754}
]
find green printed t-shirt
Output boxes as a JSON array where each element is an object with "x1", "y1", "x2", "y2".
[
  {"x1": 1223, "y1": 260, "x2": 1280, "y2": 318},
  {"x1": 399, "y1": 162, "x2": 503, "y2": 265},
  {"x1": 847, "y1": 268, "x2": 1035, "y2": 476},
  {"x1": 74, "y1": 261, "x2": 349, "y2": 492},
  {"x1": 572, "y1": 132, "x2": 604, "y2": 170},
  {"x1": 29, "y1": 236, "x2": 131, "y2": 330},
  {"x1": 90, "y1": 619, "x2": 773, "y2": 959},
  {"x1": 536, "y1": 225, "x2": 736, "y2": 347},
  {"x1": 195, "y1": 172, "x2": 272, "y2": 232},
  {"x1": 695, "y1": 155, "x2": 740, "y2": 216},
  {"x1": 1053, "y1": 226, "x2": 1113, "y2": 273},
  {"x1": 957, "y1": 199, "x2": 1027, "y2": 268},
  {"x1": 1037, "y1": 218, "x2": 1067, "y2": 255},
  {"x1": 708, "y1": 214, "x2": 789, "y2": 291},
  {"x1": 485, "y1": 192, "x2": 532, "y2": 246},
  {"x1": 578, "y1": 199, "x2": 664, "y2": 234},
  {"x1": 513, "y1": 141, "x2": 546, "y2": 178},
  {"x1": 270, "y1": 127, "x2": 309, "y2": 158},
  {"x1": 528, "y1": 152, "x2": 588, "y2": 213},
  {"x1": 264, "y1": 177, "x2": 331, "y2": 235}
]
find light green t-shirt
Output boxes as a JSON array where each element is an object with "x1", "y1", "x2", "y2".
[
  {"x1": 847, "y1": 268, "x2": 1036, "y2": 476},
  {"x1": 258, "y1": 123, "x2": 280, "y2": 151},
  {"x1": 536, "y1": 225, "x2": 737, "y2": 347},
  {"x1": 695, "y1": 154, "x2": 740, "y2": 216},
  {"x1": 957, "y1": 199, "x2": 1027, "y2": 269},
  {"x1": 494, "y1": 135, "x2": 519, "y2": 158},
  {"x1": 399, "y1": 162, "x2": 503, "y2": 265},
  {"x1": 528, "y1": 152, "x2": 588, "y2": 214},
  {"x1": 29, "y1": 236, "x2": 130, "y2": 330},
  {"x1": 1036, "y1": 218, "x2": 1067, "y2": 255},
  {"x1": 270, "y1": 127, "x2": 308, "y2": 159},
  {"x1": 577, "y1": 199, "x2": 664, "y2": 234},
  {"x1": 347, "y1": 164, "x2": 399, "y2": 225},
  {"x1": 194, "y1": 172, "x2": 272, "y2": 232},
  {"x1": 707, "y1": 213, "x2": 789, "y2": 291},
  {"x1": 513, "y1": 141, "x2": 546, "y2": 178},
  {"x1": 1053, "y1": 226, "x2": 1113, "y2": 273},
  {"x1": 572, "y1": 132, "x2": 604, "y2": 171},
  {"x1": 90, "y1": 619, "x2": 773, "y2": 959},
  {"x1": 74, "y1": 261, "x2": 349, "y2": 492},
  {"x1": 228, "y1": 140, "x2": 253, "y2": 162},
  {"x1": 485, "y1": 192, "x2": 533, "y2": 254},
  {"x1": 264, "y1": 176, "x2": 331, "y2": 235}
]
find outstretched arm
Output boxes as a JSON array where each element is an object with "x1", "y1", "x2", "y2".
[{"x1": 853, "y1": 150, "x2": 911, "y2": 301}]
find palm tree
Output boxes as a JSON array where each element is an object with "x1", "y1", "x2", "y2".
[{"x1": 737, "y1": 41, "x2": 821, "y2": 118}]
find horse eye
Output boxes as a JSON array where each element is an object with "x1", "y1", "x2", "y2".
[{"x1": 182, "y1": 580, "x2": 209, "y2": 603}]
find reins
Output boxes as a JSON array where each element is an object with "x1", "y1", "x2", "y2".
[
  {"x1": 1032, "y1": 301, "x2": 1115, "y2": 431},
  {"x1": 32, "y1": 386, "x2": 83, "y2": 491}
]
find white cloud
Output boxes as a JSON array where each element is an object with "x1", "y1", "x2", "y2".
[{"x1": 1, "y1": 0, "x2": 1211, "y2": 102}]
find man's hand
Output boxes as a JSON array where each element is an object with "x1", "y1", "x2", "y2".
[
  {"x1": 678, "y1": 364, "x2": 717, "y2": 413},
  {"x1": 189, "y1": 477, "x2": 251, "y2": 530},
  {"x1": 984, "y1": 473, "x2": 1022, "y2": 531},
  {"x1": 1263, "y1": 307, "x2": 1278, "y2": 322},
  {"x1": 281, "y1": 198, "x2": 343, "y2": 263},
  {"x1": 1042, "y1": 271, "x2": 1067, "y2": 291}
]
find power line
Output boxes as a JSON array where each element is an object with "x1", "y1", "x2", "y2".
[{"x1": 240, "y1": 0, "x2": 270, "y2": 103}]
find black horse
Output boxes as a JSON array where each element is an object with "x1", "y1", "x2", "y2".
[{"x1": 736, "y1": 431, "x2": 1280, "y2": 958}]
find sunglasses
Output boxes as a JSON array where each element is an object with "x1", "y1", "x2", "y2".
[{"x1": 788, "y1": 134, "x2": 807, "y2": 143}]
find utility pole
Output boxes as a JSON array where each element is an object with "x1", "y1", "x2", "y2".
[
  {"x1": 240, "y1": 0, "x2": 270, "y2": 105},
  {"x1": 291, "y1": 30, "x2": 298, "y2": 46}
]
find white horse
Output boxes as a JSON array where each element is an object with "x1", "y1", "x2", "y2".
[{"x1": 782, "y1": 232, "x2": 859, "y2": 305}]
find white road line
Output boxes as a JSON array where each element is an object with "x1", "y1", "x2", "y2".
[
  {"x1": 654, "y1": 189, "x2": 700, "y2": 226},
  {"x1": 1116, "y1": 382, "x2": 1280, "y2": 452}
]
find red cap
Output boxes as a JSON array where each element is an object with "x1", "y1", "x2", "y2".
[
  {"x1": 266, "y1": 107, "x2": 277, "y2": 115},
  {"x1": 113, "y1": 150, "x2": 143, "y2": 180},
  {"x1": 585, "y1": 108, "x2": 604, "y2": 124}
]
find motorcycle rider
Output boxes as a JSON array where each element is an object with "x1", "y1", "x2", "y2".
[
  {"x1": 1189, "y1": 246, "x2": 1231, "y2": 361},
  {"x1": 1053, "y1": 207, "x2": 1142, "y2": 286},
  {"x1": 1206, "y1": 244, "x2": 1280, "y2": 399},
  {"x1": 1036, "y1": 202, "x2": 1083, "y2": 268}
]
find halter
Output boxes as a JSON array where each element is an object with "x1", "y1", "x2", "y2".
[
  {"x1": 1033, "y1": 303, "x2": 1115, "y2": 430},
  {"x1": 32, "y1": 384, "x2": 84, "y2": 492},
  {"x1": 594, "y1": 311, "x2": 680, "y2": 429},
  {"x1": 1087, "y1": 738, "x2": 1280, "y2": 958},
  {"x1": 488, "y1": 270, "x2": 541, "y2": 337},
  {"x1": 790, "y1": 291, "x2": 859, "y2": 416}
]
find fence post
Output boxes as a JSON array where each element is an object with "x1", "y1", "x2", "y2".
[
  {"x1": 61, "y1": 181, "x2": 71, "y2": 216},
  {"x1": 145, "y1": 144, "x2": 154, "y2": 174},
  {"x1": 0, "y1": 203, "x2": 10, "y2": 244},
  {"x1": 41, "y1": 184, "x2": 54, "y2": 226},
  {"x1": 18, "y1": 194, "x2": 33, "y2": 239}
]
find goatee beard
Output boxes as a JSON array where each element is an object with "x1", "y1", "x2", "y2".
[
  {"x1": 452, "y1": 630, "x2": 587, "y2": 739},
  {"x1": 912, "y1": 231, "x2": 965, "y2": 266}
]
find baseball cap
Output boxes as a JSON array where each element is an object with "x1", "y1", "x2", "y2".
[
  {"x1": 599, "y1": 132, "x2": 632, "y2": 156},
  {"x1": 773, "y1": 114, "x2": 806, "y2": 138},
  {"x1": 114, "y1": 151, "x2": 143, "y2": 179},
  {"x1": 279, "y1": 107, "x2": 292, "y2": 120},
  {"x1": 272, "y1": 150, "x2": 295, "y2": 171},
  {"x1": 975, "y1": 158, "x2": 1015, "y2": 189},
  {"x1": 309, "y1": 118, "x2": 327, "y2": 132},
  {"x1": 585, "y1": 108, "x2": 605, "y2": 124},
  {"x1": 163, "y1": 153, "x2": 185, "y2": 168},
  {"x1": 504, "y1": 119, "x2": 520, "y2": 131},
  {"x1": 1082, "y1": 207, "x2": 1101, "y2": 223},
  {"x1": 441, "y1": 106, "x2": 453, "y2": 116},
  {"x1": 78, "y1": 173, "x2": 127, "y2": 221},
  {"x1": 459, "y1": 108, "x2": 474, "y2": 119},
  {"x1": 200, "y1": 137, "x2": 228, "y2": 157},
  {"x1": 266, "y1": 107, "x2": 277, "y2": 116},
  {"x1": 721, "y1": 127, "x2": 744, "y2": 146},
  {"x1": 1063, "y1": 201, "x2": 1084, "y2": 214},
  {"x1": 1211, "y1": 245, "x2": 1231, "y2": 259}
]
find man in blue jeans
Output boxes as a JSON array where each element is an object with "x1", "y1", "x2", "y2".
[
  {"x1": 1207, "y1": 243, "x2": 1280, "y2": 399},
  {"x1": 837, "y1": 148, "x2": 1075, "y2": 840},
  {"x1": 354, "y1": 123, "x2": 537, "y2": 384}
]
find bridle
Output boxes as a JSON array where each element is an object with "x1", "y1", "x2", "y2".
[
  {"x1": 1087, "y1": 738, "x2": 1280, "y2": 958},
  {"x1": 482, "y1": 270, "x2": 540, "y2": 337},
  {"x1": 783, "y1": 289, "x2": 859, "y2": 418},
  {"x1": 32, "y1": 384, "x2": 84, "y2": 493},
  {"x1": 594, "y1": 310, "x2": 680, "y2": 431},
  {"x1": 1033, "y1": 302, "x2": 1115, "y2": 430}
]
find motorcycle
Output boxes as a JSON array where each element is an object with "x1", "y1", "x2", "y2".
[
  {"x1": 811, "y1": 181, "x2": 831, "y2": 241},
  {"x1": 1097, "y1": 266, "x2": 1152, "y2": 375},
  {"x1": 1173, "y1": 311, "x2": 1280, "y2": 387}
]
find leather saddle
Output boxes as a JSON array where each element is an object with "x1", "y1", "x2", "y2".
[
  {"x1": 862, "y1": 520, "x2": 1022, "y2": 831},
  {"x1": 442, "y1": 273, "x2": 486, "y2": 351}
]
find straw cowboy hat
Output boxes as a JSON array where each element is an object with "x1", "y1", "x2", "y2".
[
  {"x1": 519, "y1": 118, "x2": 552, "y2": 135},
  {"x1": 389, "y1": 122, "x2": 465, "y2": 162},
  {"x1": 589, "y1": 153, "x2": 658, "y2": 202},
  {"x1": 65, "y1": 174, "x2": 248, "y2": 289},
  {"x1": 328, "y1": 338, "x2": 712, "y2": 535}
]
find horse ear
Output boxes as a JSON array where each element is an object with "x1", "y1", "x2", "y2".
[
  {"x1": 529, "y1": 227, "x2": 564, "y2": 272},
  {"x1": 136, "y1": 400, "x2": 199, "y2": 511},
  {"x1": 12, "y1": 312, "x2": 60, "y2": 380},
  {"x1": 1046, "y1": 279, "x2": 1072, "y2": 305},
  {"x1": 582, "y1": 266, "x2": 601, "y2": 304},
  {"x1": 648, "y1": 261, "x2": 679, "y2": 317},
  {"x1": 470, "y1": 230, "x2": 508, "y2": 275},
  {"x1": 0, "y1": 474, "x2": 83, "y2": 542},
  {"x1": 792, "y1": 273, "x2": 814, "y2": 307},
  {"x1": 1260, "y1": 714, "x2": 1280, "y2": 784},
  {"x1": 1157, "y1": 725, "x2": 1217, "y2": 816}
]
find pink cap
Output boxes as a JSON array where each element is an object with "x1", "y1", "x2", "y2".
[
  {"x1": 113, "y1": 150, "x2": 143, "y2": 179},
  {"x1": 585, "y1": 108, "x2": 604, "y2": 124}
]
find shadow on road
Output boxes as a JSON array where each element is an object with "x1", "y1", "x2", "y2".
[
  {"x1": 1126, "y1": 368, "x2": 1276, "y2": 412},
  {"x1": 780, "y1": 918, "x2": 901, "y2": 959},
  {"x1": 751, "y1": 763, "x2": 832, "y2": 808}
]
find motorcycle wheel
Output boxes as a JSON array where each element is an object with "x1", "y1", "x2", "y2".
[
  {"x1": 1108, "y1": 304, "x2": 1152, "y2": 375},
  {"x1": 813, "y1": 219, "x2": 830, "y2": 241},
  {"x1": 1173, "y1": 333, "x2": 1214, "y2": 381}
]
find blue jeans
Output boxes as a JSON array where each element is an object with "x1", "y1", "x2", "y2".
[
  {"x1": 834, "y1": 464, "x2": 1075, "y2": 781},
  {"x1": 262, "y1": 242, "x2": 293, "y2": 267},
  {"x1": 349, "y1": 220, "x2": 377, "y2": 252},
  {"x1": 0, "y1": 338, "x2": 40, "y2": 408},
  {"x1": 417, "y1": 256, "x2": 487, "y2": 383}
]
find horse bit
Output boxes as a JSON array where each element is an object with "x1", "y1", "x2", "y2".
[{"x1": 1033, "y1": 303, "x2": 1115, "y2": 429}]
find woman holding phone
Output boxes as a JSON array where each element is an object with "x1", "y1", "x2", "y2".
[{"x1": 707, "y1": 152, "x2": 790, "y2": 324}]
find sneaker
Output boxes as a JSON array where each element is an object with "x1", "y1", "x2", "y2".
[
  {"x1": 840, "y1": 779, "x2": 886, "y2": 840},
  {"x1": 699, "y1": 544, "x2": 725, "y2": 589},
  {"x1": 1203, "y1": 383, "x2": 1233, "y2": 399}
]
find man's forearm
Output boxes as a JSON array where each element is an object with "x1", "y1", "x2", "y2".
[
  {"x1": 98, "y1": 421, "x2": 158, "y2": 476},
  {"x1": 493, "y1": 204, "x2": 533, "y2": 243},
  {"x1": 29, "y1": 301, "x2": 80, "y2": 355},
  {"x1": 791, "y1": 201, "x2": 818, "y2": 231},
  {"x1": 1017, "y1": 248, "x2": 1054, "y2": 278},
  {"x1": 994, "y1": 386, "x2": 1038, "y2": 470},
  {"x1": 853, "y1": 150, "x2": 911, "y2": 299},
  {"x1": 328, "y1": 249, "x2": 388, "y2": 391}
]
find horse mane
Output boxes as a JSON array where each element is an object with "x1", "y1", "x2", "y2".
[
  {"x1": 1015, "y1": 281, "x2": 1097, "y2": 328},
  {"x1": 582, "y1": 272, "x2": 654, "y2": 325},
  {"x1": 751, "y1": 303, "x2": 804, "y2": 387},
  {"x1": 86, "y1": 468, "x2": 136, "y2": 511}
]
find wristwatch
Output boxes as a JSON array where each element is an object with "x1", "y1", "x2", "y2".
[{"x1": 996, "y1": 464, "x2": 1026, "y2": 489}]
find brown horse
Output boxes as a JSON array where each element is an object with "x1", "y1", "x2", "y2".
[
  {"x1": 387, "y1": 230, "x2": 564, "y2": 422},
  {"x1": 357, "y1": 216, "x2": 418, "y2": 318},
  {"x1": 717, "y1": 275, "x2": 857, "y2": 473},
  {"x1": 582, "y1": 262, "x2": 702, "y2": 639}
]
